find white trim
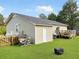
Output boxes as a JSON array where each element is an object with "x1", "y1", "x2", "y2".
[{"x1": 43, "y1": 27, "x2": 47, "y2": 42}]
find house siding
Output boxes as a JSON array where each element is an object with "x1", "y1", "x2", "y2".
[
  {"x1": 6, "y1": 15, "x2": 35, "y2": 43},
  {"x1": 59, "y1": 26, "x2": 67, "y2": 30},
  {"x1": 52, "y1": 25, "x2": 67, "y2": 34}
]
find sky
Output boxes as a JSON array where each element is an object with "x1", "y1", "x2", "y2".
[{"x1": 0, "y1": 0, "x2": 79, "y2": 17}]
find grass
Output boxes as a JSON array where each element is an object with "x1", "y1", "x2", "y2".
[{"x1": 0, "y1": 36, "x2": 79, "y2": 59}]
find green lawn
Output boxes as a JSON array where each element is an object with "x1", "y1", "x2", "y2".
[{"x1": 0, "y1": 37, "x2": 79, "y2": 59}]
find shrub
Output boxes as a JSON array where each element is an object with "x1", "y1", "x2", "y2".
[{"x1": 0, "y1": 26, "x2": 6, "y2": 35}]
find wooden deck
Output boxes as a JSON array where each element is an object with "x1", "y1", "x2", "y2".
[{"x1": 60, "y1": 30, "x2": 76, "y2": 38}]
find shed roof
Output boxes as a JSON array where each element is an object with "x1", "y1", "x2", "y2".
[{"x1": 6, "y1": 13, "x2": 68, "y2": 26}]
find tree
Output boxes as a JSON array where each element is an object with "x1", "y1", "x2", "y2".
[
  {"x1": 57, "y1": 11, "x2": 68, "y2": 23},
  {"x1": 74, "y1": 14, "x2": 79, "y2": 31},
  {"x1": 0, "y1": 14, "x2": 4, "y2": 25},
  {"x1": 74, "y1": 20, "x2": 79, "y2": 31},
  {"x1": 39, "y1": 13, "x2": 47, "y2": 19},
  {"x1": 57, "y1": 0, "x2": 78, "y2": 29},
  {"x1": 48, "y1": 13, "x2": 57, "y2": 21}
]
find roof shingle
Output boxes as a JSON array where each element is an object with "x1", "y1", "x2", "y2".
[{"x1": 6, "y1": 13, "x2": 68, "y2": 26}]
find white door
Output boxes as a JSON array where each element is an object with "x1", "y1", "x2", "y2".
[{"x1": 43, "y1": 27, "x2": 47, "y2": 42}]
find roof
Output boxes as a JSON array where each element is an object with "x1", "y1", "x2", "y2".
[{"x1": 6, "y1": 13, "x2": 68, "y2": 26}]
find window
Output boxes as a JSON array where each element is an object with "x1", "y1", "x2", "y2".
[
  {"x1": 55, "y1": 27, "x2": 60, "y2": 35},
  {"x1": 16, "y1": 24, "x2": 20, "y2": 32}
]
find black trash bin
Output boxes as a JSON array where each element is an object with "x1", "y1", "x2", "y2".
[{"x1": 54, "y1": 48, "x2": 64, "y2": 55}]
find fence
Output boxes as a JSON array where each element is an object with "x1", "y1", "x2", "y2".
[
  {"x1": 0, "y1": 35, "x2": 11, "y2": 46},
  {"x1": 0, "y1": 35, "x2": 19, "y2": 46}
]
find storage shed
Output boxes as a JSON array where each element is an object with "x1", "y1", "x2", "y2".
[{"x1": 6, "y1": 13, "x2": 67, "y2": 44}]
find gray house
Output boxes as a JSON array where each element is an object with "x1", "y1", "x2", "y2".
[{"x1": 6, "y1": 13, "x2": 67, "y2": 44}]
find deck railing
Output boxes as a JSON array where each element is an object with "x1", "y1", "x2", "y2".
[{"x1": 59, "y1": 30, "x2": 76, "y2": 38}]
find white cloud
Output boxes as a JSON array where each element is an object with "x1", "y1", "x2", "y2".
[
  {"x1": 36, "y1": 5, "x2": 54, "y2": 15},
  {"x1": 0, "y1": 6, "x2": 4, "y2": 13}
]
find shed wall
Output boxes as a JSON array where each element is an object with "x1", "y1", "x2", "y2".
[{"x1": 35, "y1": 26, "x2": 53, "y2": 44}]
